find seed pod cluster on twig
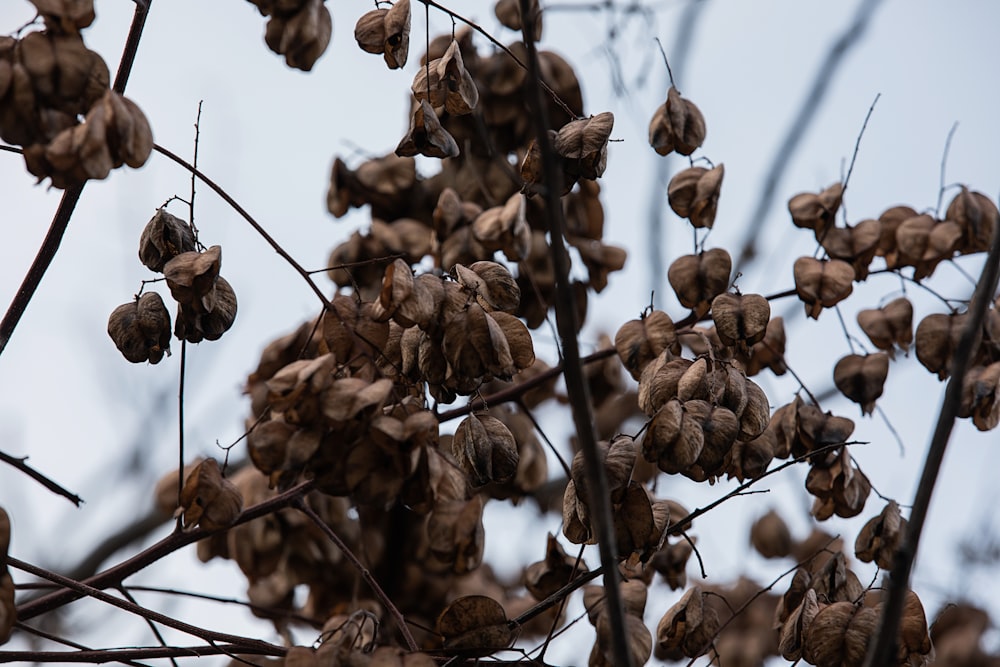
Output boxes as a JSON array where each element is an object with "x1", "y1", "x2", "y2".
[
  {"x1": 247, "y1": 0, "x2": 333, "y2": 71},
  {"x1": 1, "y1": 5, "x2": 153, "y2": 188}
]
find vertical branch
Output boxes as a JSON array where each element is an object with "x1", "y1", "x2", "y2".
[
  {"x1": 515, "y1": 3, "x2": 633, "y2": 667},
  {"x1": 176, "y1": 340, "x2": 187, "y2": 514},
  {"x1": 864, "y1": 219, "x2": 1000, "y2": 667}
]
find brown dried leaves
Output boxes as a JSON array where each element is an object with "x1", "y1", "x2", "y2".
[{"x1": 178, "y1": 458, "x2": 243, "y2": 531}]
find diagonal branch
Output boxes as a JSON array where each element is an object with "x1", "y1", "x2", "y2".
[
  {"x1": 732, "y1": 0, "x2": 885, "y2": 276},
  {"x1": 0, "y1": 450, "x2": 83, "y2": 506},
  {"x1": 864, "y1": 214, "x2": 1000, "y2": 666}
]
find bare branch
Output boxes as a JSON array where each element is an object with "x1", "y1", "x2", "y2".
[{"x1": 0, "y1": 450, "x2": 83, "y2": 507}]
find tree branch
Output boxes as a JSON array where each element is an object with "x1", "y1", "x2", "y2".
[
  {"x1": 0, "y1": 644, "x2": 278, "y2": 663},
  {"x1": 516, "y1": 3, "x2": 632, "y2": 665},
  {"x1": 864, "y1": 214, "x2": 1000, "y2": 666},
  {"x1": 0, "y1": 450, "x2": 83, "y2": 506}
]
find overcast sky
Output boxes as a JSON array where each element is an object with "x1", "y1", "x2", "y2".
[{"x1": 2, "y1": 0, "x2": 1000, "y2": 663}]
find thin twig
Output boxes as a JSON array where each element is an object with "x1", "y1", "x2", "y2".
[
  {"x1": 292, "y1": 497, "x2": 418, "y2": 652},
  {"x1": 116, "y1": 586, "x2": 179, "y2": 667},
  {"x1": 177, "y1": 339, "x2": 187, "y2": 516},
  {"x1": 864, "y1": 204, "x2": 1000, "y2": 667},
  {"x1": 0, "y1": 450, "x2": 83, "y2": 506},
  {"x1": 681, "y1": 531, "x2": 706, "y2": 578},
  {"x1": 11, "y1": 622, "x2": 151, "y2": 667},
  {"x1": 0, "y1": 645, "x2": 277, "y2": 663},
  {"x1": 841, "y1": 93, "x2": 880, "y2": 204},
  {"x1": 936, "y1": 122, "x2": 959, "y2": 216},
  {"x1": 7, "y1": 557, "x2": 287, "y2": 656},
  {"x1": 733, "y1": 0, "x2": 886, "y2": 275},
  {"x1": 152, "y1": 144, "x2": 331, "y2": 308},
  {"x1": 17, "y1": 479, "x2": 314, "y2": 621}
]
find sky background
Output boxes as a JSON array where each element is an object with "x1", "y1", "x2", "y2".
[{"x1": 2, "y1": 0, "x2": 1000, "y2": 664}]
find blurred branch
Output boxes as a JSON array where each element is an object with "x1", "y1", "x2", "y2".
[
  {"x1": 518, "y1": 3, "x2": 631, "y2": 664},
  {"x1": 0, "y1": 450, "x2": 83, "y2": 507},
  {"x1": 17, "y1": 479, "x2": 314, "y2": 621},
  {"x1": 0, "y1": 644, "x2": 276, "y2": 663},
  {"x1": 733, "y1": 0, "x2": 886, "y2": 276},
  {"x1": 0, "y1": 0, "x2": 150, "y2": 358},
  {"x1": 865, "y1": 216, "x2": 1000, "y2": 666}
]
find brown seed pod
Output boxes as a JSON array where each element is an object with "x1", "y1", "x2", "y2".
[
  {"x1": 856, "y1": 297, "x2": 913, "y2": 358},
  {"x1": 637, "y1": 354, "x2": 692, "y2": 415},
  {"x1": 778, "y1": 588, "x2": 822, "y2": 661},
  {"x1": 138, "y1": 209, "x2": 196, "y2": 273},
  {"x1": 751, "y1": 509, "x2": 792, "y2": 559},
  {"x1": 655, "y1": 585, "x2": 721, "y2": 660},
  {"x1": 553, "y1": 111, "x2": 614, "y2": 182},
  {"x1": 452, "y1": 414, "x2": 519, "y2": 487},
  {"x1": 174, "y1": 275, "x2": 238, "y2": 343},
  {"x1": 412, "y1": 39, "x2": 478, "y2": 115},
  {"x1": 436, "y1": 595, "x2": 515, "y2": 656},
  {"x1": 495, "y1": 0, "x2": 542, "y2": 41},
  {"x1": 524, "y1": 533, "x2": 588, "y2": 601},
  {"x1": 895, "y1": 213, "x2": 962, "y2": 279},
  {"x1": 29, "y1": 0, "x2": 96, "y2": 34},
  {"x1": 711, "y1": 292, "x2": 770, "y2": 347},
  {"x1": 959, "y1": 361, "x2": 1000, "y2": 431},
  {"x1": 264, "y1": 0, "x2": 332, "y2": 71},
  {"x1": 946, "y1": 186, "x2": 999, "y2": 254},
  {"x1": 667, "y1": 164, "x2": 724, "y2": 229},
  {"x1": 395, "y1": 99, "x2": 459, "y2": 159},
  {"x1": 426, "y1": 495, "x2": 485, "y2": 574},
  {"x1": 819, "y1": 218, "x2": 881, "y2": 280},
  {"x1": 788, "y1": 182, "x2": 842, "y2": 238},
  {"x1": 833, "y1": 352, "x2": 889, "y2": 415},
  {"x1": 178, "y1": 458, "x2": 243, "y2": 530},
  {"x1": 614, "y1": 309, "x2": 680, "y2": 381},
  {"x1": 793, "y1": 257, "x2": 855, "y2": 319},
  {"x1": 649, "y1": 537, "x2": 694, "y2": 590},
  {"x1": 915, "y1": 311, "x2": 977, "y2": 380},
  {"x1": 668, "y1": 248, "x2": 732, "y2": 317},
  {"x1": 802, "y1": 600, "x2": 878, "y2": 667},
  {"x1": 854, "y1": 500, "x2": 906, "y2": 569},
  {"x1": 354, "y1": 8, "x2": 388, "y2": 54},
  {"x1": 648, "y1": 86, "x2": 706, "y2": 157},
  {"x1": 107, "y1": 292, "x2": 172, "y2": 364}
]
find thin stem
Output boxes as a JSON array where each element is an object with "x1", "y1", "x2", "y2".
[
  {"x1": 0, "y1": 450, "x2": 83, "y2": 506},
  {"x1": 517, "y1": 4, "x2": 631, "y2": 664},
  {"x1": 152, "y1": 143, "x2": 331, "y2": 308},
  {"x1": 177, "y1": 339, "x2": 187, "y2": 515},
  {"x1": 292, "y1": 497, "x2": 418, "y2": 652},
  {"x1": 116, "y1": 586, "x2": 179, "y2": 667},
  {"x1": 11, "y1": 622, "x2": 151, "y2": 667},
  {"x1": 841, "y1": 92, "x2": 880, "y2": 204},
  {"x1": 864, "y1": 204, "x2": 1000, "y2": 667},
  {"x1": 17, "y1": 479, "x2": 314, "y2": 621},
  {"x1": 7, "y1": 557, "x2": 287, "y2": 656},
  {"x1": 653, "y1": 37, "x2": 675, "y2": 87},
  {"x1": 936, "y1": 122, "x2": 959, "y2": 216},
  {"x1": 0, "y1": 645, "x2": 277, "y2": 663}
]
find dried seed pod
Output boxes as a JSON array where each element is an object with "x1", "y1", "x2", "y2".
[
  {"x1": 751, "y1": 509, "x2": 792, "y2": 559},
  {"x1": 426, "y1": 495, "x2": 485, "y2": 574},
  {"x1": 524, "y1": 533, "x2": 587, "y2": 600},
  {"x1": 648, "y1": 86, "x2": 706, "y2": 157},
  {"x1": 178, "y1": 458, "x2": 243, "y2": 530},
  {"x1": 614, "y1": 310, "x2": 680, "y2": 381},
  {"x1": 455, "y1": 261, "x2": 521, "y2": 312},
  {"x1": 655, "y1": 586, "x2": 720, "y2": 660},
  {"x1": 107, "y1": 292, "x2": 172, "y2": 364},
  {"x1": 856, "y1": 297, "x2": 913, "y2": 358},
  {"x1": 959, "y1": 361, "x2": 1000, "y2": 431},
  {"x1": 802, "y1": 600, "x2": 878, "y2": 667},
  {"x1": 436, "y1": 595, "x2": 515, "y2": 656},
  {"x1": 30, "y1": 0, "x2": 96, "y2": 33},
  {"x1": 725, "y1": 427, "x2": 776, "y2": 481},
  {"x1": 164, "y1": 245, "x2": 222, "y2": 309},
  {"x1": 819, "y1": 218, "x2": 881, "y2": 280},
  {"x1": 264, "y1": 0, "x2": 332, "y2": 71},
  {"x1": 895, "y1": 214, "x2": 962, "y2": 279},
  {"x1": 174, "y1": 276, "x2": 238, "y2": 343},
  {"x1": 833, "y1": 352, "x2": 889, "y2": 415},
  {"x1": 354, "y1": 8, "x2": 388, "y2": 54},
  {"x1": 915, "y1": 311, "x2": 976, "y2": 380},
  {"x1": 793, "y1": 257, "x2": 854, "y2": 319},
  {"x1": 667, "y1": 164, "x2": 724, "y2": 229},
  {"x1": 668, "y1": 248, "x2": 732, "y2": 317},
  {"x1": 138, "y1": 209, "x2": 196, "y2": 272},
  {"x1": 946, "y1": 186, "x2": 998, "y2": 254},
  {"x1": 553, "y1": 112, "x2": 614, "y2": 181},
  {"x1": 778, "y1": 587, "x2": 822, "y2": 660},
  {"x1": 712, "y1": 292, "x2": 770, "y2": 347},
  {"x1": 876, "y1": 205, "x2": 918, "y2": 267},
  {"x1": 495, "y1": 0, "x2": 542, "y2": 41},
  {"x1": 738, "y1": 316, "x2": 787, "y2": 376},
  {"x1": 649, "y1": 537, "x2": 694, "y2": 590},
  {"x1": 645, "y1": 399, "x2": 705, "y2": 474},
  {"x1": 452, "y1": 414, "x2": 519, "y2": 486},
  {"x1": 898, "y1": 591, "x2": 932, "y2": 665},
  {"x1": 854, "y1": 500, "x2": 906, "y2": 569},
  {"x1": 637, "y1": 354, "x2": 692, "y2": 415},
  {"x1": 413, "y1": 39, "x2": 478, "y2": 115},
  {"x1": 382, "y1": 0, "x2": 411, "y2": 68},
  {"x1": 395, "y1": 99, "x2": 459, "y2": 159},
  {"x1": 788, "y1": 182, "x2": 842, "y2": 237}
]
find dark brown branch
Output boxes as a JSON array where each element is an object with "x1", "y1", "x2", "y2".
[
  {"x1": 733, "y1": 0, "x2": 886, "y2": 275},
  {"x1": 516, "y1": 3, "x2": 632, "y2": 665},
  {"x1": 292, "y1": 497, "x2": 418, "y2": 652},
  {"x1": 7, "y1": 557, "x2": 286, "y2": 656},
  {"x1": 152, "y1": 143, "x2": 331, "y2": 308},
  {"x1": 864, "y1": 213, "x2": 1000, "y2": 666},
  {"x1": 0, "y1": 450, "x2": 83, "y2": 506},
  {"x1": 16, "y1": 479, "x2": 314, "y2": 621},
  {"x1": 0, "y1": 0, "x2": 150, "y2": 358},
  {"x1": 11, "y1": 622, "x2": 151, "y2": 667},
  {"x1": 0, "y1": 644, "x2": 279, "y2": 663}
]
